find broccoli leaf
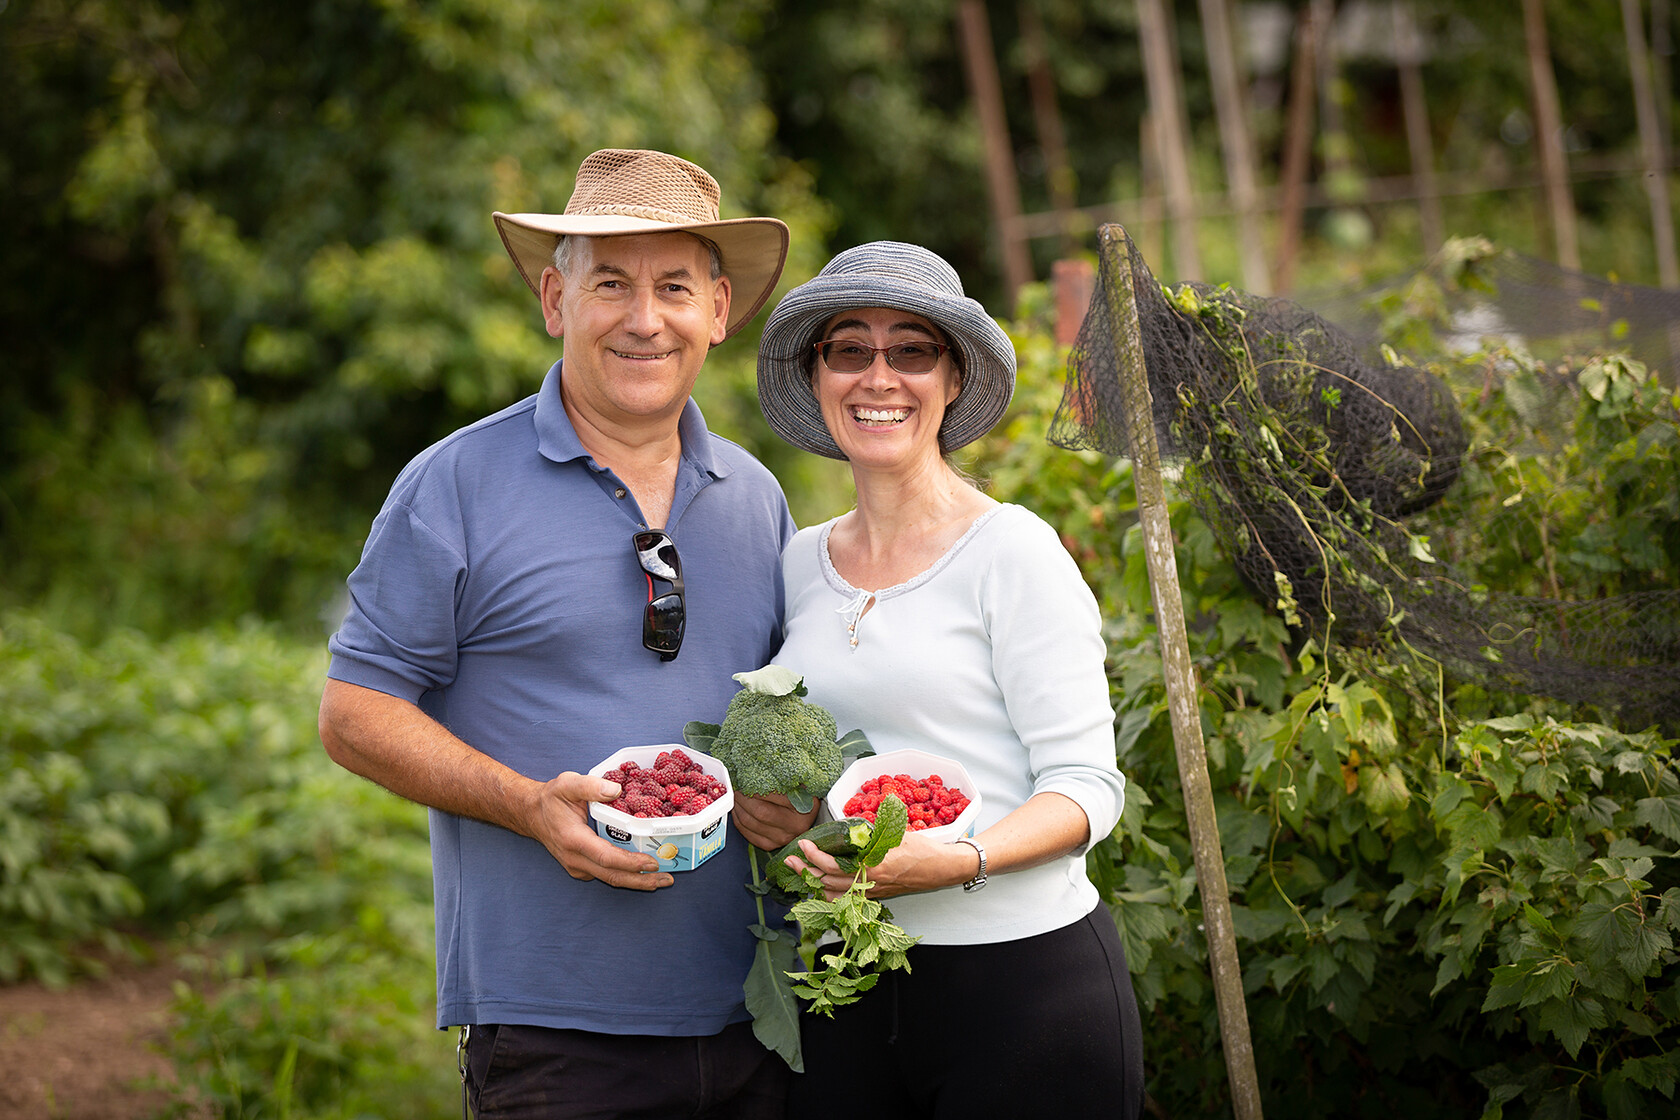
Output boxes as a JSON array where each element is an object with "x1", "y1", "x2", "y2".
[
  {"x1": 682, "y1": 720, "x2": 721, "y2": 753},
  {"x1": 733, "y1": 665, "x2": 807, "y2": 697},
  {"x1": 837, "y1": 728, "x2": 875, "y2": 770},
  {"x1": 745, "y1": 931, "x2": 804, "y2": 1072}
]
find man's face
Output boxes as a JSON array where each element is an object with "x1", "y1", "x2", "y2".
[{"x1": 539, "y1": 233, "x2": 732, "y2": 435}]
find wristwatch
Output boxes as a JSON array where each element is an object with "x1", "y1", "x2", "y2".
[{"x1": 956, "y1": 837, "x2": 987, "y2": 892}]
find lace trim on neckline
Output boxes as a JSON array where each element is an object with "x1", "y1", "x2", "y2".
[{"x1": 816, "y1": 504, "x2": 1009, "y2": 607}]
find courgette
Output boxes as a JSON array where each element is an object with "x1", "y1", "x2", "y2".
[{"x1": 764, "y1": 816, "x2": 873, "y2": 896}]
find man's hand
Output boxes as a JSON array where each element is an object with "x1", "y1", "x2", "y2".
[
  {"x1": 526, "y1": 772, "x2": 674, "y2": 891},
  {"x1": 732, "y1": 791, "x2": 819, "y2": 851},
  {"x1": 319, "y1": 680, "x2": 674, "y2": 890}
]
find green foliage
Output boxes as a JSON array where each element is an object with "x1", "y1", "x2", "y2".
[
  {"x1": 785, "y1": 866, "x2": 920, "y2": 1018},
  {"x1": 1, "y1": 0, "x2": 834, "y2": 639},
  {"x1": 1414, "y1": 350, "x2": 1680, "y2": 606},
  {"x1": 974, "y1": 280, "x2": 1680, "y2": 1117},
  {"x1": 0, "y1": 612, "x2": 449, "y2": 1115}
]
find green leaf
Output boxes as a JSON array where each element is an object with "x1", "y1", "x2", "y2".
[
  {"x1": 1482, "y1": 964, "x2": 1528, "y2": 1011},
  {"x1": 836, "y1": 728, "x2": 875, "y2": 769},
  {"x1": 1520, "y1": 903, "x2": 1559, "y2": 941},
  {"x1": 1620, "y1": 1050, "x2": 1680, "y2": 1094},
  {"x1": 1601, "y1": 1071, "x2": 1642, "y2": 1120},
  {"x1": 1634, "y1": 796, "x2": 1680, "y2": 843},
  {"x1": 682, "y1": 721, "x2": 721, "y2": 753},
  {"x1": 1537, "y1": 994, "x2": 1604, "y2": 1057},
  {"x1": 1361, "y1": 763, "x2": 1411, "y2": 816},
  {"x1": 744, "y1": 935, "x2": 804, "y2": 1072}
]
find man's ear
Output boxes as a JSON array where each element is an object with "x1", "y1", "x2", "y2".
[
  {"x1": 539, "y1": 266, "x2": 565, "y2": 339},
  {"x1": 709, "y1": 275, "x2": 732, "y2": 347}
]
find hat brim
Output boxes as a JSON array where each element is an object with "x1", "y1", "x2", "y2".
[
  {"x1": 493, "y1": 211, "x2": 790, "y2": 340},
  {"x1": 755, "y1": 275, "x2": 1016, "y2": 460}
]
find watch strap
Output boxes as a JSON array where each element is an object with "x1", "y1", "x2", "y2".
[{"x1": 956, "y1": 836, "x2": 987, "y2": 892}]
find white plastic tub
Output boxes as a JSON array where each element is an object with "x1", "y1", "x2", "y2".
[
  {"x1": 825, "y1": 748, "x2": 981, "y2": 843},
  {"x1": 587, "y1": 745, "x2": 734, "y2": 872}
]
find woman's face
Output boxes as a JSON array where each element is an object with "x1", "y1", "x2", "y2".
[{"x1": 811, "y1": 306, "x2": 961, "y2": 471}]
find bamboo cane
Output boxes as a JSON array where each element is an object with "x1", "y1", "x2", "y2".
[{"x1": 1099, "y1": 222, "x2": 1263, "y2": 1120}]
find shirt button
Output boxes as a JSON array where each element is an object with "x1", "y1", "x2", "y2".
[{"x1": 614, "y1": 487, "x2": 627, "y2": 499}]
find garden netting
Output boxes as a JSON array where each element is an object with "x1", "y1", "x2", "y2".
[{"x1": 1049, "y1": 226, "x2": 1680, "y2": 731}]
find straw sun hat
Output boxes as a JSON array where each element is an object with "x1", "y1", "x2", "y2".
[
  {"x1": 756, "y1": 241, "x2": 1017, "y2": 460},
  {"x1": 493, "y1": 149, "x2": 790, "y2": 340}
]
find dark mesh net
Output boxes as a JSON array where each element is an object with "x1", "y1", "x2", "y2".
[
  {"x1": 1304, "y1": 238, "x2": 1680, "y2": 384},
  {"x1": 1050, "y1": 226, "x2": 1680, "y2": 731}
]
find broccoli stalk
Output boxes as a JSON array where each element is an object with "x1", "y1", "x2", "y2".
[
  {"x1": 685, "y1": 664, "x2": 882, "y2": 1073},
  {"x1": 684, "y1": 665, "x2": 871, "y2": 814}
]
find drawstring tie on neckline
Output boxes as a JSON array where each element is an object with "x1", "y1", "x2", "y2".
[{"x1": 836, "y1": 590, "x2": 873, "y2": 650}]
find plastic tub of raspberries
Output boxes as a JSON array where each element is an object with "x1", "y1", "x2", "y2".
[
  {"x1": 588, "y1": 745, "x2": 735, "y2": 872},
  {"x1": 825, "y1": 748, "x2": 981, "y2": 843}
]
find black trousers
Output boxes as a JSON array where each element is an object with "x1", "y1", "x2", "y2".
[
  {"x1": 465, "y1": 1020, "x2": 788, "y2": 1120},
  {"x1": 787, "y1": 906, "x2": 1146, "y2": 1120}
]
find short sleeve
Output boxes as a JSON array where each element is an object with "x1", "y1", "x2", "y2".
[{"x1": 327, "y1": 498, "x2": 468, "y2": 703}]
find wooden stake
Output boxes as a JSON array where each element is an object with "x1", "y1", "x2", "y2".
[
  {"x1": 1136, "y1": 0, "x2": 1203, "y2": 280},
  {"x1": 1021, "y1": 2, "x2": 1081, "y2": 259},
  {"x1": 1623, "y1": 0, "x2": 1680, "y2": 289},
  {"x1": 1099, "y1": 223, "x2": 1263, "y2": 1120},
  {"x1": 1523, "y1": 0, "x2": 1581, "y2": 271},
  {"x1": 1394, "y1": 1, "x2": 1443, "y2": 256},
  {"x1": 957, "y1": 0, "x2": 1034, "y2": 305},
  {"x1": 1273, "y1": 3, "x2": 1319, "y2": 294},
  {"x1": 1199, "y1": 0, "x2": 1270, "y2": 292}
]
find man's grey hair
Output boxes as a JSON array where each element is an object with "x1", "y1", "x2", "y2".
[{"x1": 552, "y1": 233, "x2": 725, "y2": 281}]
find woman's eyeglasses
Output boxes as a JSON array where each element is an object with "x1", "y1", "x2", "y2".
[
  {"x1": 632, "y1": 529, "x2": 684, "y2": 661},
  {"x1": 813, "y1": 339, "x2": 949, "y2": 374}
]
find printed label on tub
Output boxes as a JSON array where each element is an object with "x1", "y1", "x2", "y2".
[{"x1": 595, "y1": 812, "x2": 728, "y2": 872}]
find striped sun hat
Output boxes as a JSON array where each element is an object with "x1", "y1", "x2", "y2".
[{"x1": 755, "y1": 241, "x2": 1017, "y2": 459}]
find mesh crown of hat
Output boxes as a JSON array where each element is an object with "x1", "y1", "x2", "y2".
[{"x1": 564, "y1": 149, "x2": 722, "y2": 226}]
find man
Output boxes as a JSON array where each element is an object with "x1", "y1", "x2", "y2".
[{"x1": 319, "y1": 149, "x2": 812, "y2": 1118}]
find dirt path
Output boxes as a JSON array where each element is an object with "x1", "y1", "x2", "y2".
[{"x1": 0, "y1": 957, "x2": 198, "y2": 1119}]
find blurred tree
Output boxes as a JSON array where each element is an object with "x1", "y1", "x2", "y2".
[{"x1": 0, "y1": 0, "x2": 832, "y2": 635}]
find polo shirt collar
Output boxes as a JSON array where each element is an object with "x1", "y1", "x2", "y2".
[{"x1": 533, "y1": 359, "x2": 730, "y2": 480}]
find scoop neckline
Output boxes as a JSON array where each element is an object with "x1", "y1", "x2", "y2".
[{"x1": 816, "y1": 504, "x2": 1009, "y2": 601}]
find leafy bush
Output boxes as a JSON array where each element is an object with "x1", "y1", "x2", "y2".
[
  {"x1": 969, "y1": 295, "x2": 1680, "y2": 1118},
  {"x1": 0, "y1": 613, "x2": 453, "y2": 1115}
]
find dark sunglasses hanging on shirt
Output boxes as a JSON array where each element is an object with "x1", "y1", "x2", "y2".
[{"x1": 632, "y1": 529, "x2": 685, "y2": 661}]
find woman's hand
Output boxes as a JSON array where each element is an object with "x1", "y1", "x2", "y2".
[
  {"x1": 784, "y1": 830, "x2": 977, "y2": 901},
  {"x1": 781, "y1": 792, "x2": 1092, "y2": 901}
]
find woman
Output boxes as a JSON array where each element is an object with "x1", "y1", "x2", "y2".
[{"x1": 753, "y1": 242, "x2": 1145, "y2": 1119}]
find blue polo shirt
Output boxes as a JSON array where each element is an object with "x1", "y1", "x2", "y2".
[{"x1": 327, "y1": 359, "x2": 795, "y2": 1036}]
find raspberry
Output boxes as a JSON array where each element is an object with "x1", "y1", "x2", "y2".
[
  {"x1": 689, "y1": 794, "x2": 713, "y2": 811},
  {"x1": 844, "y1": 772, "x2": 968, "y2": 827}
]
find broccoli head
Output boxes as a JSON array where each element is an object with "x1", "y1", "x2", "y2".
[{"x1": 705, "y1": 665, "x2": 844, "y2": 807}]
